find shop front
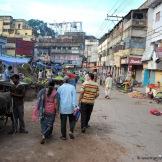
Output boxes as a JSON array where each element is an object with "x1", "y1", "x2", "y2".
[
  {"x1": 128, "y1": 57, "x2": 143, "y2": 82},
  {"x1": 120, "y1": 56, "x2": 142, "y2": 82}
]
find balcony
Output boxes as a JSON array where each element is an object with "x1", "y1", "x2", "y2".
[
  {"x1": 124, "y1": 19, "x2": 147, "y2": 30},
  {"x1": 50, "y1": 49, "x2": 81, "y2": 54},
  {"x1": 5, "y1": 43, "x2": 16, "y2": 48},
  {"x1": 113, "y1": 48, "x2": 144, "y2": 57}
]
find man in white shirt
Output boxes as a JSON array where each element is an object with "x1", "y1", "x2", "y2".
[
  {"x1": 105, "y1": 73, "x2": 113, "y2": 99},
  {"x1": 38, "y1": 70, "x2": 43, "y2": 81}
]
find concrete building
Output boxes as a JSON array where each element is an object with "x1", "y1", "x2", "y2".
[
  {"x1": 0, "y1": 37, "x2": 7, "y2": 55},
  {"x1": 34, "y1": 32, "x2": 85, "y2": 67},
  {"x1": 0, "y1": 16, "x2": 34, "y2": 57},
  {"x1": 98, "y1": 8, "x2": 148, "y2": 82},
  {"x1": 142, "y1": 0, "x2": 162, "y2": 86},
  {"x1": 84, "y1": 36, "x2": 98, "y2": 68},
  {"x1": 0, "y1": 16, "x2": 33, "y2": 40}
]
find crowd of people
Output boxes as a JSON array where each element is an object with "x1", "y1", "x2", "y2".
[
  {"x1": 35, "y1": 72, "x2": 99, "y2": 144},
  {"x1": 0, "y1": 62, "x2": 120, "y2": 144},
  {"x1": 1, "y1": 66, "x2": 100, "y2": 144}
]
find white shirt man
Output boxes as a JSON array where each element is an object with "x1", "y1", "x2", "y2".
[{"x1": 105, "y1": 74, "x2": 113, "y2": 99}]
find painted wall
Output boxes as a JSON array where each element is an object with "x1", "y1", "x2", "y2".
[
  {"x1": 152, "y1": 3, "x2": 162, "y2": 43},
  {"x1": 142, "y1": 3, "x2": 162, "y2": 61},
  {"x1": 125, "y1": 37, "x2": 146, "y2": 49},
  {"x1": 143, "y1": 69, "x2": 150, "y2": 86},
  {"x1": 155, "y1": 71, "x2": 162, "y2": 83}
]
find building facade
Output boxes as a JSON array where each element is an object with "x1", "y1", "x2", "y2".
[
  {"x1": 34, "y1": 32, "x2": 85, "y2": 67},
  {"x1": 0, "y1": 16, "x2": 34, "y2": 57},
  {"x1": 98, "y1": 9, "x2": 147, "y2": 82},
  {"x1": 142, "y1": 0, "x2": 162, "y2": 86},
  {"x1": 84, "y1": 36, "x2": 98, "y2": 68},
  {"x1": 0, "y1": 37, "x2": 7, "y2": 55},
  {"x1": 0, "y1": 16, "x2": 33, "y2": 40}
]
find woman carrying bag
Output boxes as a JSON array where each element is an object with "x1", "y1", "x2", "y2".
[{"x1": 33, "y1": 80, "x2": 58, "y2": 144}]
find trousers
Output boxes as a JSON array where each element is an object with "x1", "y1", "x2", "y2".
[
  {"x1": 60, "y1": 114, "x2": 76, "y2": 138},
  {"x1": 105, "y1": 87, "x2": 111, "y2": 97},
  {"x1": 12, "y1": 103, "x2": 25, "y2": 131},
  {"x1": 80, "y1": 103, "x2": 94, "y2": 129}
]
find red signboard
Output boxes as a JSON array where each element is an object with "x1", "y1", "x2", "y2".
[
  {"x1": 16, "y1": 39, "x2": 34, "y2": 56},
  {"x1": 128, "y1": 57, "x2": 142, "y2": 65}
]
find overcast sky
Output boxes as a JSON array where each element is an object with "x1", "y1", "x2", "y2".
[{"x1": 0, "y1": 0, "x2": 146, "y2": 38}]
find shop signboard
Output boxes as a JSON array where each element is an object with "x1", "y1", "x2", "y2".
[{"x1": 128, "y1": 57, "x2": 142, "y2": 65}]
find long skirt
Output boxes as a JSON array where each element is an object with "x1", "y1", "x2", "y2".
[{"x1": 40, "y1": 113, "x2": 55, "y2": 138}]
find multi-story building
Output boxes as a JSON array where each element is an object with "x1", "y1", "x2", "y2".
[
  {"x1": 0, "y1": 16, "x2": 33, "y2": 40},
  {"x1": 0, "y1": 36, "x2": 7, "y2": 55},
  {"x1": 34, "y1": 32, "x2": 85, "y2": 67},
  {"x1": 98, "y1": 8, "x2": 147, "y2": 82},
  {"x1": 84, "y1": 36, "x2": 98, "y2": 68},
  {"x1": 142, "y1": 0, "x2": 162, "y2": 86},
  {"x1": 5, "y1": 37, "x2": 34, "y2": 57},
  {"x1": 0, "y1": 16, "x2": 34, "y2": 57}
]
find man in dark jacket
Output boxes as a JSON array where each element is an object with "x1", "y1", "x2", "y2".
[{"x1": 9, "y1": 74, "x2": 28, "y2": 134}]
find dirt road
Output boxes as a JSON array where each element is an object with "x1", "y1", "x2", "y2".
[
  {"x1": 1, "y1": 86, "x2": 162, "y2": 162},
  {"x1": 0, "y1": 96, "x2": 125, "y2": 162}
]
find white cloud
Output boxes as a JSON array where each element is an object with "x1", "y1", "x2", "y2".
[
  {"x1": 27, "y1": 1, "x2": 106, "y2": 36},
  {"x1": 0, "y1": 0, "x2": 106, "y2": 37}
]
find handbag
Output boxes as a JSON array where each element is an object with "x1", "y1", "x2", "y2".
[
  {"x1": 32, "y1": 105, "x2": 39, "y2": 122},
  {"x1": 73, "y1": 106, "x2": 80, "y2": 121}
]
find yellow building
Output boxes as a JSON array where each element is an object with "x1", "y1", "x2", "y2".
[{"x1": 0, "y1": 16, "x2": 33, "y2": 40}]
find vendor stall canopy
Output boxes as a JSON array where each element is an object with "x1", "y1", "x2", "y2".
[
  {"x1": 0, "y1": 55, "x2": 30, "y2": 65},
  {"x1": 36, "y1": 61, "x2": 62, "y2": 70}
]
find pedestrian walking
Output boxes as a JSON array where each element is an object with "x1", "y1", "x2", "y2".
[
  {"x1": 3, "y1": 66, "x2": 13, "y2": 81},
  {"x1": 79, "y1": 73, "x2": 99, "y2": 133},
  {"x1": 9, "y1": 74, "x2": 28, "y2": 134},
  {"x1": 36, "y1": 80, "x2": 58, "y2": 144},
  {"x1": 38, "y1": 70, "x2": 43, "y2": 81},
  {"x1": 105, "y1": 73, "x2": 113, "y2": 99},
  {"x1": 57, "y1": 76, "x2": 77, "y2": 140},
  {"x1": 46, "y1": 69, "x2": 53, "y2": 80}
]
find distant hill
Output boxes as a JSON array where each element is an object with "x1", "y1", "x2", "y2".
[{"x1": 27, "y1": 19, "x2": 56, "y2": 37}]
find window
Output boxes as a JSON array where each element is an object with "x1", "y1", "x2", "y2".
[
  {"x1": 133, "y1": 13, "x2": 144, "y2": 19},
  {"x1": 25, "y1": 33, "x2": 28, "y2": 35},
  {"x1": 3, "y1": 29, "x2": 8, "y2": 32},
  {"x1": 156, "y1": 12, "x2": 160, "y2": 22},
  {"x1": 3, "y1": 22, "x2": 10, "y2": 25},
  {"x1": 18, "y1": 24, "x2": 21, "y2": 29}
]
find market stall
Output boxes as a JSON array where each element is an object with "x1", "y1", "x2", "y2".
[{"x1": 145, "y1": 83, "x2": 161, "y2": 97}]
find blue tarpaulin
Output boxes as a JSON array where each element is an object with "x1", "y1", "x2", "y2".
[
  {"x1": 36, "y1": 61, "x2": 62, "y2": 70},
  {"x1": 0, "y1": 55, "x2": 30, "y2": 65}
]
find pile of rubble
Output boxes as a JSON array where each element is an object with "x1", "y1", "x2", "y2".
[{"x1": 128, "y1": 91, "x2": 146, "y2": 99}]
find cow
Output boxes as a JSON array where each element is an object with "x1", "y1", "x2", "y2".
[{"x1": 0, "y1": 92, "x2": 13, "y2": 127}]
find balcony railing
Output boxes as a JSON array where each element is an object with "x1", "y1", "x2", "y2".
[
  {"x1": 113, "y1": 48, "x2": 144, "y2": 57},
  {"x1": 124, "y1": 19, "x2": 147, "y2": 30}
]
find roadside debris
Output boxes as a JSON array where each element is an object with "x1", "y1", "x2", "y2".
[{"x1": 128, "y1": 91, "x2": 146, "y2": 99}]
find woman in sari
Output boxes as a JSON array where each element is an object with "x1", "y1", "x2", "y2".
[{"x1": 37, "y1": 80, "x2": 58, "y2": 144}]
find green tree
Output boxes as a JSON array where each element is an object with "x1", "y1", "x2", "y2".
[{"x1": 28, "y1": 19, "x2": 56, "y2": 37}]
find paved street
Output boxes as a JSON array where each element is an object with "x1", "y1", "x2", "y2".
[
  {"x1": 0, "y1": 86, "x2": 162, "y2": 162},
  {"x1": 94, "y1": 87, "x2": 162, "y2": 161}
]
